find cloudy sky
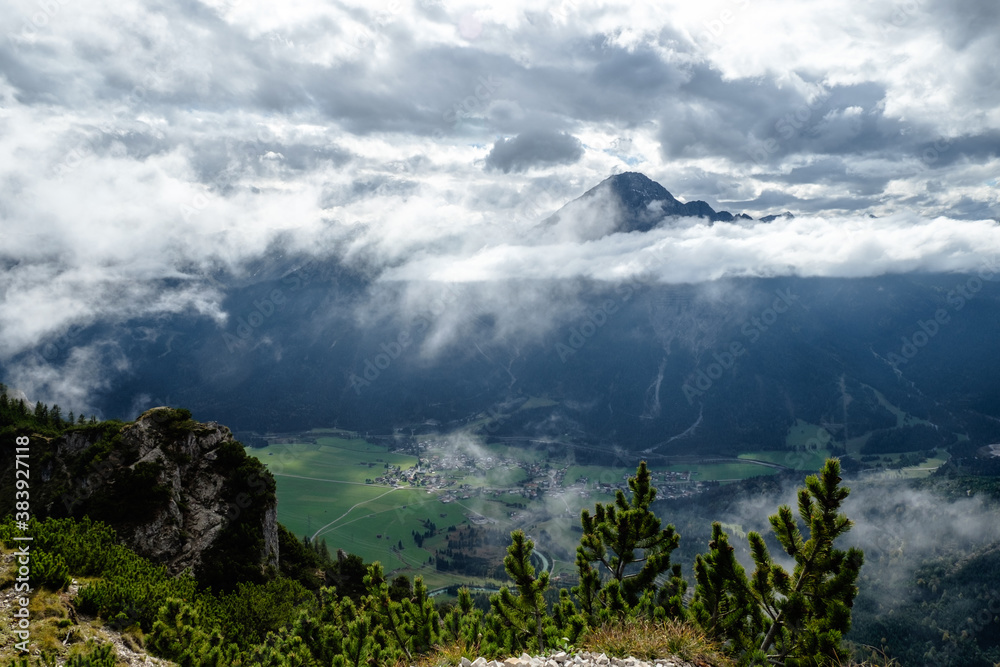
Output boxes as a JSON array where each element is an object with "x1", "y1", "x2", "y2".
[{"x1": 2, "y1": 0, "x2": 1000, "y2": 403}]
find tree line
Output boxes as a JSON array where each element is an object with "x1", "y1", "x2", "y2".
[{"x1": 3, "y1": 456, "x2": 863, "y2": 666}]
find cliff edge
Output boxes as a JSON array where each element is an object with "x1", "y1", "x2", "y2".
[{"x1": 1, "y1": 407, "x2": 278, "y2": 590}]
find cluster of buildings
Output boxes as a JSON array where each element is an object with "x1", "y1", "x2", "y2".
[{"x1": 369, "y1": 438, "x2": 714, "y2": 504}]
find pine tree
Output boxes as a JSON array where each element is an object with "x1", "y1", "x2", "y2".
[
  {"x1": 551, "y1": 588, "x2": 587, "y2": 646},
  {"x1": 363, "y1": 562, "x2": 438, "y2": 661},
  {"x1": 690, "y1": 522, "x2": 762, "y2": 655},
  {"x1": 749, "y1": 458, "x2": 864, "y2": 665},
  {"x1": 407, "y1": 576, "x2": 440, "y2": 654},
  {"x1": 329, "y1": 551, "x2": 368, "y2": 600},
  {"x1": 240, "y1": 627, "x2": 314, "y2": 666},
  {"x1": 442, "y1": 587, "x2": 484, "y2": 653},
  {"x1": 319, "y1": 538, "x2": 330, "y2": 562},
  {"x1": 332, "y1": 614, "x2": 373, "y2": 667},
  {"x1": 148, "y1": 598, "x2": 227, "y2": 667},
  {"x1": 284, "y1": 594, "x2": 346, "y2": 665},
  {"x1": 574, "y1": 461, "x2": 681, "y2": 624},
  {"x1": 489, "y1": 530, "x2": 550, "y2": 652},
  {"x1": 388, "y1": 575, "x2": 412, "y2": 602}
]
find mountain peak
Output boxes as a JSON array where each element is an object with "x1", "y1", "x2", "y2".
[
  {"x1": 759, "y1": 211, "x2": 795, "y2": 223},
  {"x1": 602, "y1": 171, "x2": 678, "y2": 203},
  {"x1": 541, "y1": 172, "x2": 748, "y2": 240},
  {"x1": 582, "y1": 172, "x2": 679, "y2": 233}
]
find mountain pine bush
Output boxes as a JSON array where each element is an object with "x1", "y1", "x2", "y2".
[
  {"x1": 692, "y1": 459, "x2": 864, "y2": 666},
  {"x1": 575, "y1": 460, "x2": 687, "y2": 625},
  {"x1": 1, "y1": 458, "x2": 864, "y2": 666}
]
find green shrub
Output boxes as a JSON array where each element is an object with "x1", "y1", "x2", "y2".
[
  {"x1": 33, "y1": 550, "x2": 71, "y2": 591},
  {"x1": 2, "y1": 457, "x2": 865, "y2": 667},
  {"x1": 4, "y1": 642, "x2": 116, "y2": 667}
]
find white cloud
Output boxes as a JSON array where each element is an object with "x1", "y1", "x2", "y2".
[
  {"x1": 2, "y1": 0, "x2": 999, "y2": 407},
  {"x1": 380, "y1": 213, "x2": 1000, "y2": 283}
]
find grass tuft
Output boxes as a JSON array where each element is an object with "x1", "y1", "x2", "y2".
[
  {"x1": 835, "y1": 644, "x2": 901, "y2": 667},
  {"x1": 581, "y1": 617, "x2": 733, "y2": 666},
  {"x1": 409, "y1": 640, "x2": 476, "y2": 667}
]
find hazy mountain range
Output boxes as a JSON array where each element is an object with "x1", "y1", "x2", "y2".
[{"x1": 17, "y1": 172, "x2": 996, "y2": 466}]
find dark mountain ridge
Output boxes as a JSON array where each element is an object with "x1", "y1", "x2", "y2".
[
  {"x1": 542, "y1": 172, "x2": 787, "y2": 237},
  {"x1": 8, "y1": 173, "x2": 1000, "y2": 471}
]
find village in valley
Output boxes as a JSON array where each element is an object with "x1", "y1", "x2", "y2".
[
  {"x1": 248, "y1": 427, "x2": 767, "y2": 587},
  {"x1": 363, "y1": 437, "x2": 713, "y2": 510}
]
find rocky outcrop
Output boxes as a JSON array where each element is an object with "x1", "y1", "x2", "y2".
[{"x1": 25, "y1": 407, "x2": 278, "y2": 584}]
